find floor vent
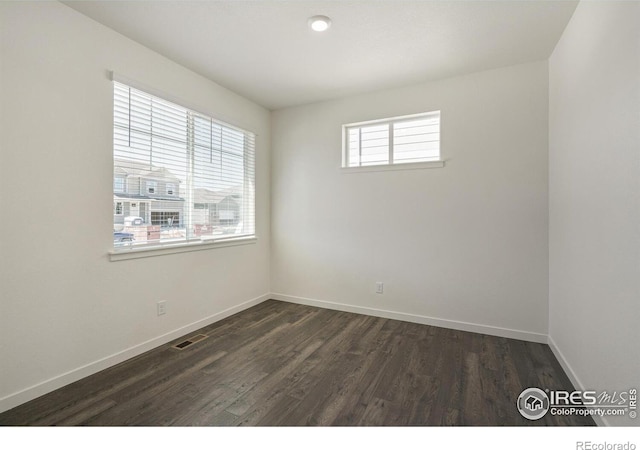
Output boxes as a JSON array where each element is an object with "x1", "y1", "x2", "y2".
[{"x1": 172, "y1": 334, "x2": 208, "y2": 350}]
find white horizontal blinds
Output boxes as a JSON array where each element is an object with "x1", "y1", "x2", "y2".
[
  {"x1": 242, "y1": 132, "x2": 256, "y2": 236},
  {"x1": 113, "y1": 81, "x2": 255, "y2": 248},
  {"x1": 359, "y1": 123, "x2": 390, "y2": 166},
  {"x1": 192, "y1": 113, "x2": 255, "y2": 238},
  {"x1": 347, "y1": 128, "x2": 361, "y2": 167},
  {"x1": 392, "y1": 114, "x2": 440, "y2": 164},
  {"x1": 344, "y1": 111, "x2": 440, "y2": 168}
]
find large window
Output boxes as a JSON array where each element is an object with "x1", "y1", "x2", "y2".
[
  {"x1": 342, "y1": 111, "x2": 440, "y2": 168},
  {"x1": 113, "y1": 81, "x2": 255, "y2": 251}
]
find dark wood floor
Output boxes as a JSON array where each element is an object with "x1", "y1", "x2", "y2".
[{"x1": 0, "y1": 300, "x2": 594, "y2": 426}]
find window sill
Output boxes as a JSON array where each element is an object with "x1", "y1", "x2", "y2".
[
  {"x1": 109, "y1": 236, "x2": 257, "y2": 261},
  {"x1": 341, "y1": 160, "x2": 445, "y2": 174}
]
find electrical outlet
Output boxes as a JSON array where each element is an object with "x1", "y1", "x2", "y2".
[
  {"x1": 375, "y1": 282, "x2": 384, "y2": 294},
  {"x1": 157, "y1": 301, "x2": 167, "y2": 316}
]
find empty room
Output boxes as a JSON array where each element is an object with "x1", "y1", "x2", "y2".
[{"x1": 0, "y1": 0, "x2": 638, "y2": 441}]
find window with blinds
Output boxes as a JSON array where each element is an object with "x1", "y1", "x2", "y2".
[
  {"x1": 343, "y1": 111, "x2": 441, "y2": 168},
  {"x1": 112, "y1": 81, "x2": 255, "y2": 250}
]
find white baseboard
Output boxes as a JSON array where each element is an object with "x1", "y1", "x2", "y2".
[
  {"x1": 271, "y1": 293, "x2": 548, "y2": 344},
  {"x1": 0, "y1": 293, "x2": 271, "y2": 415},
  {"x1": 547, "y1": 335, "x2": 607, "y2": 427}
]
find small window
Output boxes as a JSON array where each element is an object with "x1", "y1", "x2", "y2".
[
  {"x1": 114, "y1": 177, "x2": 125, "y2": 193},
  {"x1": 114, "y1": 202, "x2": 123, "y2": 215},
  {"x1": 147, "y1": 181, "x2": 157, "y2": 194},
  {"x1": 166, "y1": 183, "x2": 175, "y2": 196},
  {"x1": 343, "y1": 111, "x2": 440, "y2": 168}
]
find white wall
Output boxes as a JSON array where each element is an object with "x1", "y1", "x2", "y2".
[
  {"x1": 271, "y1": 61, "x2": 550, "y2": 340},
  {"x1": 0, "y1": 2, "x2": 270, "y2": 412},
  {"x1": 549, "y1": 1, "x2": 640, "y2": 426}
]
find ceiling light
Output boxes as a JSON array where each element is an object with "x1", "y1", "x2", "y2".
[{"x1": 308, "y1": 15, "x2": 331, "y2": 32}]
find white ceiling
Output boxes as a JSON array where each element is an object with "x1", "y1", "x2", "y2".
[{"x1": 64, "y1": 0, "x2": 578, "y2": 110}]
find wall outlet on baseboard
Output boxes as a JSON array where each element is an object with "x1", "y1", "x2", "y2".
[
  {"x1": 375, "y1": 282, "x2": 384, "y2": 294},
  {"x1": 157, "y1": 301, "x2": 167, "y2": 316}
]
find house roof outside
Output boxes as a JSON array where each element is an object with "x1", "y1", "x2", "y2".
[
  {"x1": 138, "y1": 167, "x2": 181, "y2": 183},
  {"x1": 114, "y1": 193, "x2": 184, "y2": 202},
  {"x1": 114, "y1": 158, "x2": 182, "y2": 182},
  {"x1": 193, "y1": 186, "x2": 241, "y2": 205}
]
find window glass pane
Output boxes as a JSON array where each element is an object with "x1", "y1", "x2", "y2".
[
  {"x1": 347, "y1": 128, "x2": 360, "y2": 167},
  {"x1": 393, "y1": 118, "x2": 440, "y2": 163},
  {"x1": 343, "y1": 112, "x2": 440, "y2": 168},
  {"x1": 113, "y1": 81, "x2": 255, "y2": 249},
  {"x1": 360, "y1": 124, "x2": 389, "y2": 166},
  {"x1": 114, "y1": 177, "x2": 125, "y2": 193}
]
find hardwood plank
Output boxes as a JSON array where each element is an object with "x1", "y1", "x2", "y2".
[
  {"x1": 461, "y1": 352, "x2": 489, "y2": 425},
  {"x1": 359, "y1": 397, "x2": 400, "y2": 426},
  {"x1": 250, "y1": 395, "x2": 302, "y2": 427},
  {"x1": 57, "y1": 399, "x2": 118, "y2": 426},
  {"x1": 225, "y1": 339, "x2": 324, "y2": 418},
  {"x1": 330, "y1": 319, "x2": 408, "y2": 425},
  {"x1": 83, "y1": 350, "x2": 229, "y2": 426}
]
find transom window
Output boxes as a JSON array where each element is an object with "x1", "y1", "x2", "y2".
[{"x1": 342, "y1": 111, "x2": 440, "y2": 168}]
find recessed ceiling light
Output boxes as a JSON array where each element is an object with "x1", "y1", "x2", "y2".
[{"x1": 308, "y1": 15, "x2": 331, "y2": 32}]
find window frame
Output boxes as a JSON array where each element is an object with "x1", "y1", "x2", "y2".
[
  {"x1": 342, "y1": 111, "x2": 444, "y2": 172},
  {"x1": 146, "y1": 180, "x2": 157, "y2": 195},
  {"x1": 109, "y1": 74, "x2": 257, "y2": 261},
  {"x1": 114, "y1": 176, "x2": 125, "y2": 193}
]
